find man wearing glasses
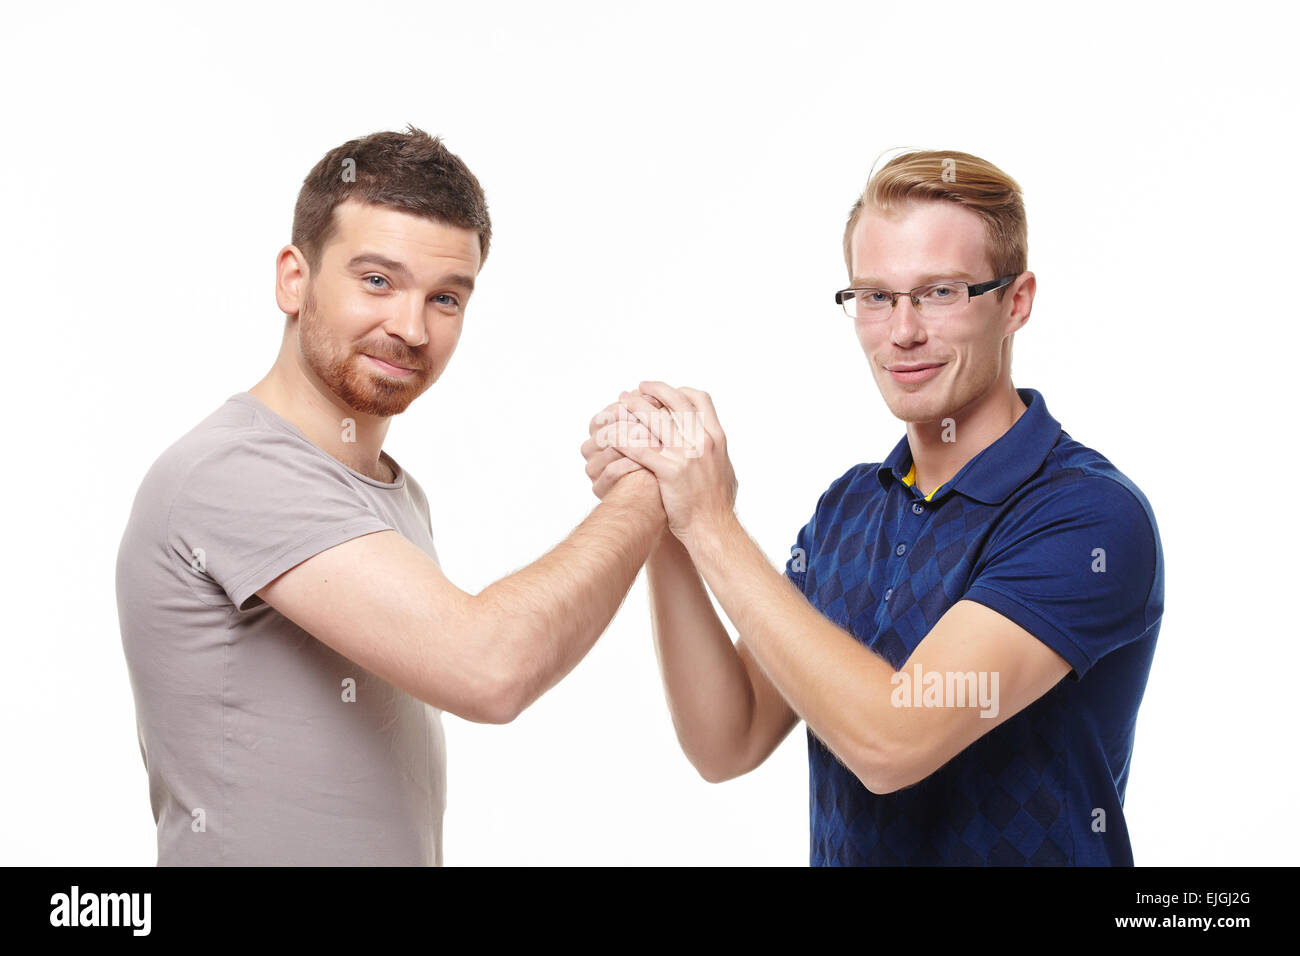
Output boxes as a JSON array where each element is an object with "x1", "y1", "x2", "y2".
[{"x1": 583, "y1": 150, "x2": 1164, "y2": 865}]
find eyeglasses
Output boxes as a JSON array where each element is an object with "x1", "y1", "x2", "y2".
[{"x1": 834, "y1": 274, "x2": 1017, "y2": 321}]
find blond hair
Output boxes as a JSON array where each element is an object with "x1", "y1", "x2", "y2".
[{"x1": 842, "y1": 149, "x2": 1026, "y2": 301}]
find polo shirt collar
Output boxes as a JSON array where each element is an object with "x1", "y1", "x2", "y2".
[{"x1": 875, "y1": 387, "x2": 1061, "y2": 505}]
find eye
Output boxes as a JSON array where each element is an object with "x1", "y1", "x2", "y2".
[
  {"x1": 866, "y1": 290, "x2": 890, "y2": 304},
  {"x1": 364, "y1": 275, "x2": 390, "y2": 290},
  {"x1": 432, "y1": 293, "x2": 462, "y2": 311}
]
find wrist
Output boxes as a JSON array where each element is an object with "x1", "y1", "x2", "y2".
[
  {"x1": 679, "y1": 508, "x2": 739, "y2": 561},
  {"x1": 648, "y1": 520, "x2": 678, "y2": 559},
  {"x1": 604, "y1": 468, "x2": 665, "y2": 522}
]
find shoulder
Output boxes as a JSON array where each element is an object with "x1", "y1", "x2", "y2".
[
  {"x1": 138, "y1": 396, "x2": 356, "y2": 529},
  {"x1": 1029, "y1": 433, "x2": 1161, "y2": 538},
  {"x1": 403, "y1": 469, "x2": 433, "y2": 520},
  {"x1": 981, "y1": 435, "x2": 1163, "y2": 594}
]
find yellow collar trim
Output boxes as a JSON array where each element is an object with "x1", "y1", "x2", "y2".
[{"x1": 902, "y1": 462, "x2": 942, "y2": 501}]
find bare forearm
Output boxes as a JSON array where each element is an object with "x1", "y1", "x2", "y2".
[
  {"x1": 646, "y1": 527, "x2": 760, "y2": 780},
  {"x1": 478, "y1": 470, "x2": 667, "y2": 714},
  {"x1": 684, "y1": 513, "x2": 893, "y2": 783}
]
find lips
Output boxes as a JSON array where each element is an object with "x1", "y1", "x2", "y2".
[
  {"x1": 365, "y1": 354, "x2": 419, "y2": 376},
  {"x1": 887, "y1": 362, "x2": 946, "y2": 384}
]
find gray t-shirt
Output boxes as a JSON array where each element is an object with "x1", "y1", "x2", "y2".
[{"x1": 115, "y1": 391, "x2": 446, "y2": 866}]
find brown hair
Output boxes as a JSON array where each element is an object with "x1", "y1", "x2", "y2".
[
  {"x1": 842, "y1": 149, "x2": 1026, "y2": 301},
  {"x1": 291, "y1": 124, "x2": 491, "y2": 275}
]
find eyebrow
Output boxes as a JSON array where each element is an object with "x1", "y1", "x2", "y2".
[
  {"x1": 346, "y1": 252, "x2": 476, "y2": 294},
  {"x1": 850, "y1": 270, "x2": 976, "y2": 288}
]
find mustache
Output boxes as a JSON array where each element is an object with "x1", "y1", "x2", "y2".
[{"x1": 299, "y1": 297, "x2": 425, "y2": 372}]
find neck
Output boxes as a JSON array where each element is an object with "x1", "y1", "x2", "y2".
[
  {"x1": 905, "y1": 380, "x2": 1027, "y2": 497},
  {"x1": 248, "y1": 361, "x2": 394, "y2": 482}
]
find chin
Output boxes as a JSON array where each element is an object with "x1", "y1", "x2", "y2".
[{"x1": 880, "y1": 389, "x2": 942, "y2": 425}]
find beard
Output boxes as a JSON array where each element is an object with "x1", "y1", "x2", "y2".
[{"x1": 297, "y1": 284, "x2": 428, "y2": 418}]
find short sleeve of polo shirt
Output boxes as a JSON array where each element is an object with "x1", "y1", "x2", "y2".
[
  {"x1": 166, "y1": 431, "x2": 395, "y2": 612},
  {"x1": 963, "y1": 475, "x2": 1159, "y2": 681}
]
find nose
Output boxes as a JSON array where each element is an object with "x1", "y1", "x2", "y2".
[
  {"x1": 384, "y1": 296, "x2": 430, "y2": 349},
  {"x1": 888, "y1": 295, "x2": 926, "y2": 347}
]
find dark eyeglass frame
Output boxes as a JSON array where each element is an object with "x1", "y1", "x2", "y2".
[{"x1": 834, "y1": 274, "x2": 1018, "y2": 315}]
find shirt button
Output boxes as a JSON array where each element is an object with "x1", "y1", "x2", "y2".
[
  {"x1": 884, "y1": 587, "x2": 893, "y2": 601},
  {"x1": 912, "y1": 502, "x2": 924, "y2": 515},
  {"x1": 895, "y1": 543, "x2": 906, "y2": 556}
]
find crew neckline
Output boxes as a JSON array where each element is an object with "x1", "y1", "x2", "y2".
[{"x1": 229, "y1": 391, "x2": 406, "y2": 490}]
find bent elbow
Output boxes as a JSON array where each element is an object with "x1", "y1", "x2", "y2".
[
  {"x1": 435, "y1": 658, "x2": 524, "y2": 725},
  {"x1": 477, "y1": 696, "x2": 521, "y2": 725},
  {"x1": 451, "y1": 609, "x2": 529, "y2": 725},
  {"x1": 686, "y1": 744, "x2": 751, "y2": 784},
  {"x1": 475, "y1": 669, "x2": 527, "y2": 725},
  {"x1": 856, "y1": 750, "x2": 936, "y2": 795},
  {"x1": 454, "y1": 686, "x2": 520, "y2": 725},
  {"x1": 849, "y1": 739, "x2": 904, "y2": 795},
  {"x1": 858, "y1": 769, "x2": 903, "y2": 795},
  {"x1": 696, "y1": 762, "x2": 736, "y2": 785},
  {"x1": 680, "y1": 724, "x2": 770, "y2": 784}
]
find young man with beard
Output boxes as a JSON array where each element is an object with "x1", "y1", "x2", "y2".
[
  {"x1": 584, "y1": 150, "x2": 1164, "y2": 865},
  {"x1": 116, "y1": 126, "x2": 665, "y2": 865}
]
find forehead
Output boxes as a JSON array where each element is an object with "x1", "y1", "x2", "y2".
[
  {"x1": 327, "y1": 199, "x2": 481, "y2": 272},
  {"x1": 849, "y1": 200, "x2": 990, "y2": 284}
]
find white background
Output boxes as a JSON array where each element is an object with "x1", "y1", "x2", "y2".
[{"x1": 1, "y1": 0, "x2": 1295, "y2": 866}]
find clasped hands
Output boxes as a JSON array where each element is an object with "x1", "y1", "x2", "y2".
[{"x1": 580, "y1": 381, "x2": 738, "y2": 544}]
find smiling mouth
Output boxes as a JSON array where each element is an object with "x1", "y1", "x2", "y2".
[
  {"x1": 886, "y1": 362, "x2": 946, "y2": 384},
  {"x1": 365, "y1": 354, "x2": 418, "y2": 375}
]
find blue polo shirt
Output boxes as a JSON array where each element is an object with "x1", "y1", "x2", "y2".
[{"x1": 783, "y1": 387, "x2": 1163, "y2": 865}]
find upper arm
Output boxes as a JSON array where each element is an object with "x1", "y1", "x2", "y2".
[
  {"x1": 162, "y1": 433, "x2": 513, "y2": 724},
  {"x1": 256, "y1": 529, "x2": 514, "y2": 723},
  {"x1": 735, "y1": 637, "x2": 800, "y2": 771},
  {"x1": 873, "y1": 599, "x2": 1071, "y2": 792},
  {"x1": 875, "y1": 477, "x2": 1159, "y2": 792}
]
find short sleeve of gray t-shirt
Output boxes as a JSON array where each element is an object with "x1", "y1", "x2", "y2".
[{"x1": 115, "y1": 392, "x2": 447, "y2": 866}]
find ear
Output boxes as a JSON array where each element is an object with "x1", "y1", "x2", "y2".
[
  {"x1": 1004, "y1": 271, "x2": 1035, "y2": 334},
  {"x1": 276, "y1": 245, "x2": 311, "y2": 318}
]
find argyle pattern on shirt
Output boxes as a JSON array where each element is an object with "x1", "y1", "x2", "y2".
[{"x1": 785, "y1": 387, "x2": 1163, "y2": 866}]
